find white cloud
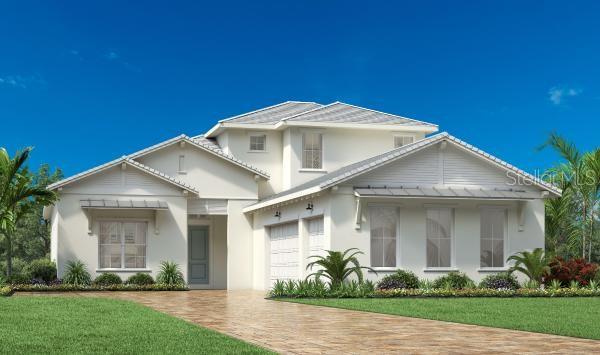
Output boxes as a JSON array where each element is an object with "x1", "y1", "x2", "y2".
[
  {"x1": 0, "y1": 75, "x2": 44, "y2": 89},
  {"x1": 548, "y1": 87, "x2": 582, "y2": 105},
  {"x1": 105, "y1": 51, "x2": 119, "y2": 60}
]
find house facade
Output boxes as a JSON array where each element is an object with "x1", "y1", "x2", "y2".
[{"x1": 46, "y1": 101, "x2": 560, "y2": 290}]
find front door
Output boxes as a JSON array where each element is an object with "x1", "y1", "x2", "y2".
[{"x1": 188, "y1": 226, "x2": 209, "y2": 284}]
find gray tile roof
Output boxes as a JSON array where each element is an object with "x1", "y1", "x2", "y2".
[
  {"x1": 284, "y1": 102, "x2": 437, "y2": 127},
  {"x1": 221, "y1": 101, "x2": 323, "y2": 124}
]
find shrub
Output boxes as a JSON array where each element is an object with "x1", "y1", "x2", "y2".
[
  {"x1": 376, "y1": 270, "x2": 419, "y2": 290},
  {"x1": 93, "y1": 273, "x2": 122, "y2": 286},
  {"x1": 268, "y1": 278, "x2": 375, "y2": 298},
  {"x1": 306, "y1": 248, "x2": 375, "y2": 289},
  {"x1": 507, "y1": 248, "x2": 550, "y2": 283},
  {"x1": 479, "y1": 272, "x2": 520, "y2": 290},
  {"x1": 545, "y1": 257, "x2": 598, "y2": 287},
  {"x1": 25, "y1": 259, "x2": 57, "y2": 284},
  {"x1": 7, "y1": 273, "x2": 31, "y2": 285},
  {"x1": 63, "y1": 260, "x2": 92, "y2": 286},
  {"x1": 156, "y1": 261, "x2": 185, "y2": 285},
  {"x1": 0, "y1": 258, "x2": 28, "y2": 277},
  {"x1": 0, "y1": 286, "x2": 12, "y2": 297},
  {"x1": 126, "y1": 273, "x2": 154, "y2": 286},
  {"x1": 432, "y1": 272, "x2": 474, "y2": 290}
]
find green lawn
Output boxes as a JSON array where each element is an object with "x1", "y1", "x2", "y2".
[
  {"x1": 283, "y1": 297, "x2": 600, "y2": 340},
  {"x1": 0, "y1": 296, "x2": 272, "y2": 354}
]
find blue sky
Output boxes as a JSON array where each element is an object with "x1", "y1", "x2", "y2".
[{"x1": 1, "y1": 1, "x2": 599, "y2": 177}]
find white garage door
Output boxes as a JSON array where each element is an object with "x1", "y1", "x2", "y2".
[{"x1": 269, "y1": 221, "x2": 299, "y2": 285}]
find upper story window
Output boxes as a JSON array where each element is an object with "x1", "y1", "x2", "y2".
[
  {"x1": 394, "y1": 135, "x2": 415, "y2": 148},
  {"x1": 99, "y1": 221, "x2": 147, "y2": 269},
  {"x1": 249, "y1": 134, "x2": 266, "y2": 152},
  {"x1": 426, "y1": 208, "x2": 453, "y2": 268},
  {"x1": 480, "y1": 208, "x2": 507, "y2": 268},
  {"x1": 302, "y1": 132, "x2": 323, "y2": 169}
]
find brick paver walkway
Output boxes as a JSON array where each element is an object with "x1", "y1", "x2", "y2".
[{"x1": 40, "y1": 291, "x2": 600, "y2": 354}]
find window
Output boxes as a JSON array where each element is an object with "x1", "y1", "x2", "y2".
[
  {"x1": 370, "y1": 207, "x2": 397, "y2": 268},
  {"x1": 178, "y1": 155, "x2": 185, "y2": 172},
  {"x1": 480, "y1": 208, "x2": 506, "y2": 268},
  {"x1": 426, "y1": 208, "x2": 453, "y2": 268},
  {"x1": 307, "y1": 217, "x2": 325, "y2": 257},
  {"x1": 302, "y1": 132, "x2": 323, "y2": 169},
  {"x1": 99, "y1": 221, "x2": 147, "y2": 269},
  {"x1": 394, "y1": 135, "x2": 414, "y2": 148},
  {"x1": 249, "y1": 135, "x2": 266, "y2": 151}
]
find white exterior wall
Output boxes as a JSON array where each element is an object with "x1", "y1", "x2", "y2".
[
  {"x1": 249, "y1": 189, "x2": 545, "y2": 290},
  {"x1": 226, "y1": 199, "x2": 256, "y2": 289},
  {"x1": 283, "y1": 127, "x2": 425, "y2": 189},
  {"x1": 136, "y1": 143, "x2": 259, "y2": 199}
]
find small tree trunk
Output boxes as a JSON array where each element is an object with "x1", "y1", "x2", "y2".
[{"x1": 6, "y1": 234, "x2": 12, "y2": 278}]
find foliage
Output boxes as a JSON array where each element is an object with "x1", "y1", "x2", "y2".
[
  {"x1": 0, "y1": 258, "x2": 28, "y2": 278},
  {"x1": 376, "y1": 270, "x2": 419, "y2": 290},
  {"x1": 156, "y1": 261, "x2": 185, "y2": 285},
  {"x1": 24, "y1": 258, "x2": 56, "y2": 284},
  {"x1": 126, "y1": 272, "x2": 154, "y2": 285},
  {"x1": 545, "y1": 257, "x2": 598, "y2": 286},
  {"x1": 7, "y1": 273, "x2": 32, "y2": 285},
  {"x1": 479, "y1": 272, "x2": 520, "y2": 290},
  {"x1": 523, "y1": 280, "x2": 541, "y2": 289},
  {"x1": 63, "y1": 260, "x2": 92, "y2": 286},
  {"x1": 432, "y1": 272, "x2": 474, "y2": 290},
  {"x1": 269, "y1": 278, "x2": 374, "y2": 298},
  {"x1": 418, "y1": 279, "x2": 434, "y2": 290},
  {"x1": 0, "y1": 147, "x2": 58, "y2": 278},
  {"x1": 374, "y1": 288, "x2": 600, "y2": 298},
  {"x1": 11, "y1": 283, "x2": 188, "y2": 292},
  {"x1": 507, "y1": 248, "x2": 551, "y2": 283},
  {"x1": 305, "y1": 248, "x2": 375, "y2": 288},
  {"x1": 0, "y1": 286, "x2": 12, "y2": 296},
  {"x1": 93, "y1": 273, "x2": 122, "y2": 286},
  {"x1": 541, "y1": 134, "x2": 600, "y2": 262}
]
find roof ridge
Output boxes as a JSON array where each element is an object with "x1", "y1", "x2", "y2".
[
  {"x1": 279, "y1": 101, "x2": 338, "y2": 122},
  {"x1": 217, "y1": 101, "x2": 320, "y2": 123},
  {"x1": 123, "y1": 158, "x2": 199, "y2": 193},
  {"x1": 333, "y1": 102, "x2": 438, "y2": 127}
]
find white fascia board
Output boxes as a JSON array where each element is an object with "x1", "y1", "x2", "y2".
[
  {"x1": 242, "y1": 186, "x2": 322, "y2": 213},
  {"x1": 282, "y1": 121, "x2": 438, "y2": 132}
]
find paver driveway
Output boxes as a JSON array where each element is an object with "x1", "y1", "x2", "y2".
[{"x1": 77, "y1": 290, "x2": 599, "y2": 354}]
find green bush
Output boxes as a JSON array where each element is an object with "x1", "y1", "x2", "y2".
[
  {"x1": 25, "y1": 259, "x2": 57, "y2": 284},
  {"x1": 269, "y1": 279, "x2": 375, "y2": 298},
  {"x1": 432, "y1": 272, "x2": 474, "y2": 290},
  {"x1": 156, "y1": 261, "x2": 185, "y2": 285},
  {"x1": 63, "y1": 260, "x2": 91, "y2": 286},
  {"x1": 7, "y1": 274, "x2": 32, "y2": 285},
  {"x1": 0, "y1": 258, "x2": 29, "y2": 277},
  {"x1": 12, "y1": 284, "x2": 188, "y2": 292},
  {"x1": 0, "y1": 286, "x2": 12, "y2": 297},
  {"x1": 375, "y1": 287, "x2": 600, "y2": 298},
  {"x1": 376, "y1": 270, "x2": 419, "y2": 290},
  {"x1": 126, "y1": 272, "x2": 154, "y2": 285},
  {"x1": 93, "y1": 273, "x2": 122, "y2": 286},
  {"x1": 479, "y1": 273, "x2": 520, "y2": 290}
]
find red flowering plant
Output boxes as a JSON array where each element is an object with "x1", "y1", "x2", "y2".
[{"x1": 544, "y1": 257, "x2": 598, "y2": 287}]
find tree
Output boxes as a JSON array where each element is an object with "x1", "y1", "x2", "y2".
[
  {"x1": 0, "y1": 148, "x2": 57, "y2": 277},
  {"x1": 11, "y1": 164, "x2": 63, "y2": 261},
  {"x1": 541, "y1": 134, "x2": 600, "y2": 262}
]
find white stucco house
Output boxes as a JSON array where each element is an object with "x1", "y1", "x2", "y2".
[{"x1": 45, "y1": 101, "x2": 560, "y2": 290}]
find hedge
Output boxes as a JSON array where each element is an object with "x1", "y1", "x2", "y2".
[{"x1": 8, "y1": 284, "x2": 188, "y2": 294}]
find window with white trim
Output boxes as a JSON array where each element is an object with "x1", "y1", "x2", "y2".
[
  {"x1": 302, "y1": 132, "x2": 323, "y2": 169},
  {"x1": 426, "y1": 208, "x2": 453, "y2": 268},
  {"x1": 370, "y1": 206, "x2": 398, "y2": 267},
  {"x1": 394, "y1": 135, "x2": 414, "y2": 148},
  {"x1": 249, "y1": 134, "x2": 266, "y2": 151},
  {"x1": 480, "y1": 208, "x2": 506, "y2": 268},
  {"x1": 99, "y1": 221, "x2": 147, "y2": 269}
]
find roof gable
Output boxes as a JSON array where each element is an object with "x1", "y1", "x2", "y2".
[
  {"x1": 243, "y1": 132, "x2": 561, "y2": 212},
  {"x1": 48, "y1": 157, "x2": 198, "y2": 194}
]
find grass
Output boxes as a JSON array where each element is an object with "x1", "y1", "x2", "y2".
[
  {"x1": 283, "y1": 297, "x2": 600, "y2": 340},
  {"x1": 0, "y1": 296, "x2": 272, "y2": 354}
]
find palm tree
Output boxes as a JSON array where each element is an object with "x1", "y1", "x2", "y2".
[
  {"x1": 541, "y1": 133, "x2": 600, "y2": 261},
  {"x1": 306, "y1": 248, "x2": 376, "y2": 289},
  {"x1": 0, "y1": 147, "x2": 56, "y2": 277},
  {"x1": 507, "y1": 248, "x2": 551, "y2": 283}
]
